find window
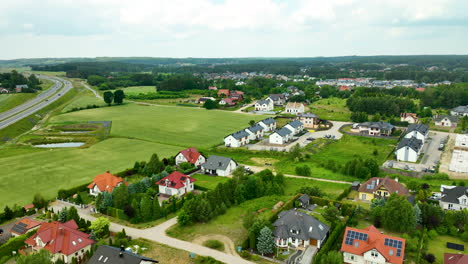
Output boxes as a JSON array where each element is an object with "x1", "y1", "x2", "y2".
[
  {"x1": 362, "y1": 194, "x2": 366, "y2": 200},
  {"x1": 371, "y1": 251, "x2": 378, "y2": 257},
  {"x1": 448, "y1": 203, "x2": 453, "y2": 209}
]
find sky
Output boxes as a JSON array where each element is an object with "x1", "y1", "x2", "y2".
[{"x1": 0, "y1": 0, "x2": 467, "y2": 59}]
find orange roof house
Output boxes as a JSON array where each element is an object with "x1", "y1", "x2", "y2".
[
  {"x1": 10, "y1": 218, "x2": 42, "y2": 236},
  {"x1": 217, "y1": 89, "x2": 230, "y2": 97},
  {"x1": 341, "y1": 225, "x2": 406, "y2": 264},
  {"x1": 175, "y1": 147, "x2": 206, "y2": 167},
  {"x1": 87, "y1": 171, "x2": 128, "y2": 196}
]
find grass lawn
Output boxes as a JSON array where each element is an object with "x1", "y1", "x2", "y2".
[
  {"x1": 132, "y1": 238, "x2": 193, "y2": 264},
  {"x1": 0, "y1": 138, "x2": 182, "y2": 209},
  {"x1": 309, "y1": 97, "x2": 351, "y2": 121},
  {"x1": 123, "y1": 86, "x2": 157, "y2": 94},
  {"x1": 61, "y1": 94, "x2": 106, "y2": 113},
  {"x1": 192, "y1": 174, "x2": 230, "y2": 190},
  {"x1": 427, "y1": 235, "x2": 468, "y2": 264},
  {"x1": 0, "y1": 93, "x2": 36, "y2": 113},
  {"x1": 51, "y1": 103, "x2": 265, "y2": 148},
  {"x1": 284, "y1": 177, "x2": 349, "y2": 199}
]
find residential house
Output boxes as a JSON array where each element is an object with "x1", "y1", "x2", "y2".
[
  {"x1": 404, "y1": 123, "x2": 429, "y2": 143},
  {"x1": 400, "y1": 113, "x2": 419, "y2": 124},
  {"x1": 450, "y1": 105, "x2": 468, "y2": 117},
  {"x1": 268, "y1": 94, "x2": 286, "y2": 106},
  {"x1": 87, "y1": 172, "x2": 128, "y2": 196},
  {"x1": 358, "y1": 177, "x2": 409, "y2": 201},
  {"x1": 285, "y1": 102, "x2": 305, "y2": 115},
  {"x1": 219, "y1": 98, "x2": 235, "y2": 106},
  {"x1": 258, "y1": 117, "x2": 277, "y2": 132},
  {"x1": 24, "y1": 220, "x2": 94, "y2": 264},
  {"x1": 395, "y1": 137, "x2": 423, "y2": 162},
  {"x1": 255, "y1": 98, "x2": 274, "y2": 111},
  {"x1": 10, "y1": 218, "x2": 42, "y2": 237},
  {"x1": 217, "y1": 89, "x2": 230, "y2": 97},
  {"x1": 439, "y1": 186, "x2": 468, "y2": 210},
  {"x1": 0, "y1": 88, "x2": 9, "y2": 94},
  {"x1": 201, "y1": 155, "x2": 238, "y2": 176},
  {"x1": 245, "y1": 124, "x2": 265, "y2": 140},
  {"x1": 224, "y1": 130, "x2": 250, "y2": 147},
  {"x1": 197, "y1": 97, "x2": 215, "y2": 104},
  {"x1": 156, "y1": 171, "x2": 195, "y2": 196},
  {"x1": 297, "y1": 194, "x2": 310, "y2": 209},
  {"x1": 284, "y1": 120, "x2": 304, "y2": 135},
  {"x1": 88, "y1": 245, "x2": 158, "y2": 264},
  {"x1": 230, "y1": 90, "x2": 244, "y2": 101},
  {"x1": 208, "y1": 86, "x2": 218, "y2": 91},
  {"x1": 341, "y1": 225, "x2": 406, "y2": 264},
  {"x1": 434, "y1": 115, "x2": 458, "y2": 127},
  {"x1": 297, "y1": 113, "x2": 319, "y2": 129},
  {"x1": 339, "y1": 85, "x2": 351, "y2": 92},
  {"x1": 175, "y1": 147, "x2": 206, "y2": 167},
  {"x1": 15, "y1": 84, "x2": 28, "y2": 93},
  {"x1": 444, "y1": 253, "x2": 468, "y2": 264},
  {"x1": 269, "y1": 127, "x2": 294, "y2": 145},
  {"x1": 354, "y1": 122, "x2": 395, "y2": 136},
  {"x1": 273, "y1": 209, "x2": 329, "y2": 249}
]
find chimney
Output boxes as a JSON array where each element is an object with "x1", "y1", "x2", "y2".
[
  {"x1": 106, "y1": 170, "x2": 110, "y2": 173},
  {"x1": 376, "y1": 179, "x2": 380, "y2": 185},
  {"x1": 218, "y1": 162, "x2": 222, "y2": 167}
]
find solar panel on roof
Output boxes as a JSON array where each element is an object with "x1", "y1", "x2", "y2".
[
  {"x1": 11, "y1": 222, "x2": 27, "y2": 234},
  {"x1": 344, "y1": 230, "x2": 368, "y2": 246},
  {"x1": 384, "y1": 238, "x2": 403, "y2": 249}
]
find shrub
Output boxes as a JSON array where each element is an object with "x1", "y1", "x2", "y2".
[{"x1": 203, "y1": 240, "x2": 225, "y2": 251}]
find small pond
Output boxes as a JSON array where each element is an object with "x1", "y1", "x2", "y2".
[
  {"x1": 33, "y1": 142, "x2": 85, "y2": 148},
  {"x1": 60, "y1": 131, "x2": 92, "y2": 134}
]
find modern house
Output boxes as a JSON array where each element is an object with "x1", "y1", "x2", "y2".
[
  {"x1": 201, "y1": 155, "x2": 238, "y2": 176},
  {"x1": 87, "y1": 172, "x2": 128, "y2": 196},
  {"x1": 400, "y1": 113, "x2": 419, "y2": 124},
  {"x1": 340, "y1": 225, "x2": 406, "y2": 264},
  {"x1": 444, "y1": 253, "x2": 468, "y2": 264},
  {"x1": 358, "y1": 177, "x2": 409, "y2": 201},
  {"x1": 156, "y1": 171, "x2": 195, "y2": 196},
  {"x1": 439, "y1": 186, "x2": 468, "y2": 210},
  {"x1": 434, "y1": 115, "x2": 458, "y2": 127},
  {"x1": 10, "y1": 218, "x2": 42, "y2": 237},
  {"x1": 404, "y1": 123, "x2": 429, "y2": 143},
  {"x1": 296, "y1": 113, "x2": 319, "y2": 129},
  {"x1": 353, "y1": 122, "x2": 395, "y2": 136},
  {"x1": 285, "y1": 102, "x2": 305, "y2": 115},
  {"x1": 273, "y1": 209, "x2": 329, "y2": 249},
  {"x1": 175, "y1": 147, "x2": 206, "y2": 167},
  {"x1": 88, "y1": 245, "x2": 159, "y2": 264},
  {"x1": 24, "y1": 220, "x2": 94, "y2": 264},
  {"x1": 245, "y1": 124, "x2": 265, "y2": 140},
  {"x1": 269, "y1": 127, "x2": 294, "y2": 144},
  {"x1": 258, "y1": 117, "x2": 277, "y2": 132},
  {"x1": 268, "y1": 94, "x2": 286, "y2": 106},
  {"x1": 450, "y1": 105, "x2": 468, "y2": 117},
  {"x1": 224, "y1": 130, "x2": 250, "y2": 147},
  {"x1": 284, "y1": 120, "x2": 304, "y2": 135},
  {"x1": 255, "y1": 98, "x2": 274, "y2": 111},
  {"x1": 395, "y1": 137, "x2": 424, "y2": 162}
]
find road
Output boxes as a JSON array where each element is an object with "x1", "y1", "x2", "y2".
[
  {"x1": 81, "y1": 81, "x2": 102, "y2": 99},
  {"x1": 0, "y1": 76, "x2": 73, "y2": 130}
]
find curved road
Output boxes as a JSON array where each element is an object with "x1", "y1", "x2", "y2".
[{"x1": 0, "y1": 76, "x2": 73, "y2": 130}]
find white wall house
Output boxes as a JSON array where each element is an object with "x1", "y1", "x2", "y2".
[
  {"x1": 156, "y1": 171, "x2": 195, "y2": 197},
  {"x1": 255, "y1": 98, "x2": 274, "y2": 111},
  {"x1": 224, "y1": 130, "x2": 250, "y2": 147},
  {"x1": 269, "y1": 127, "x2": 293, "y2": 144},
  {"x1": 395, "y1": 137, "x2": 423, "y2": 162},
  {"x1": 439, "y1": 186, "x2": 468, "y2": 210},
  {"x1": 404, "y1": 124, "x2": 429, "y2": 143},
  {"x1": 450, "y1": 105, "x2": 468, "y2": 117},
  {"x1": 175, "y1": 147, "x2": 206, "y2": 167},
  {"x1": 285, "y1": 102, "x2": 305, "y2": 115},
  {"x1": 284, "y1": 120, "x2": 304, "y2": 135},
  {"x1": 245, "y1": 124, "x2": 265, "y2": 140},
  {"x1": 201, "y1": 155, "x2": 238, "y2": 177},
  {"x1": 400, "y1": 113, "x2": 418, "y2": 124},
  {"x1": 258, "y1": 117, "x2": 277, "y2": 132},
  {"x1": 434, "y1": 115, "x2": 458, "y2": 127}
]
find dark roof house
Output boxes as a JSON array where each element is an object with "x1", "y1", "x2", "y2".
[
  {"x1": 397, "y1": 137, "x2": 423, "y2": 152},
  {"x1": 88, "y1": 245, "x2": 158, "y2": 264},
  {"x1": 273, "y1": 209, "x2": 329, "y2": 242},
  {"x1": 260, "y1": 117, "x2": 276, "y2": 125},
  {"x1": 202, "y1": 155, "x2": 236, "y2": 171},
  {"x1": 246, "y1": 124, "x2": 264, "y2": 133},
  {"x1": 406, "y1": 123, "x2": 429, "y2": 137},
  {"x1": 226, "y1": 130, "x2": 249, "y2": 140},
  {"x1": 441, "y1": 186, "x2": 468, "y2": 204},
  {"x1": 274, "y1": 127, "x2": 293, "y2": 137},
  {"x1": 288, "y1": 120, "x2": 303, "y2": 128}
]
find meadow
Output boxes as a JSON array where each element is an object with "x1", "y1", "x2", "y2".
[
  {"x1": 0, "y1": 93, "x2": 36, "y2": 114},
  {"x1": 123, "y1": 86, "x2": 157, "y2": 95},
  {"x1": 308, "y1": 97, "x2": 351, "y2": 121}
]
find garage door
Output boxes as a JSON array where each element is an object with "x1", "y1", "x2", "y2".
[{"x1": 310, "y1": 239, "x2": 317, "y2": 246}]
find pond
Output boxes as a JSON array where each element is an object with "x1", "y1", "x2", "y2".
[
  {"x1": 60, "y1": 131, "x2": 92, "y2": 134},
  {"x1": 33, "y1": 142, "x2": 85, "y2": 148}
]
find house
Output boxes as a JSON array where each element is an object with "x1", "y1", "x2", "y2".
[
  {"x1": 255, "y1": 98, "x2": 274, "y2": 111},
  {"x1": 434, "y1": 115, "x2": 458, "y2": 127},
  {"x1": 88, "y1": 245, "x2": 158, "y2": 264},
  {"x1": 339, "y1": 85, "x2": 351, "y2": 92},
  {"x1": 358, "y1": 177, "x2": 409, "y2": 201},
  {"x1": 296, "y1": 113, "x2": 319, "y2": 129},
  {"x1": 229, "y1": 90, "x2": 244, "y2": 101},
  {"x1": 197, "y1": 97, "x2": 215, "y2": 104},
  {"x1": 354, "y1": 122, "x2": 395, "y2": 136},
  {"x1": 0, "y1": 88, "x2": 9, "y2": 94},
  {"x1": 444, "y1": 253, "x2": 468, "y2": 264},
  {"x1": 268, "y1": 94, "x2": 286, "y2": 106},
  {"x1": 450, "y1": 105, "x2": 468, "y2": 117},
  {"x1": 341, "y1": 225, "x2": 406, "y2": 264},
  {"x1": 219, "y1": 98, "x2": 235, "y2": 106},
  {"x1": 400, "y1": 113, "x2": 418, "y2": 124},
  {"x1": 224, "y1": 130, "x2": 250, "y2": 147},
  {"x1": 404, "y1": 123, "x2": 429, "y2": 143},
  {"x1": 269, "y1": 127, "x2": 294, "y2": 144},
  {"x1": 15, "y1": 84, "x2": 28, "y2": 93},
  {"x1": 156, "y1": 171, "x2": 195, "y2": 196},
  {"x1": 201, "y1": 155, "x2": 238, "y2": 176},
  {"x1": 284, "y1": 120, "x2": 304, "y2": 135},
  {"x1": 273, "y1": 209, "x2": 329, "y2": 249},
  {"x1": 395, "y1": 137, "x2": 423, "y2": 162},
  {"x1": 258, "y1": 117, "x2": 277, "y2": 132},
  {"x1": 10, "y1": 218, "x2": 42, "y2": 237},
  {"x1": 217, "y1": 89, "x2": 230, "y2": 97},
  {"x1": 87, "y1": 172, "x2": 128, "y2": 196},
  {"x1": 175, "y1": 147, "x2": 206, "y2": 167},
  {"x1": 245, "y1": 124, "x2": 265, "y2": 140},
  {"x1": 297, "y1": 194, "x2": 310, "y2": 209},
  {"x1": 439, "y1": 186, "x2": 468, "y2": 210},
  {"x1": 208, "y1": 86, "x2": 218, "y2": 91},
  {"x1": 24, "y1": 220, "x2": 94, "y2": 264},
  {"x1": 285, "y1": 102, "x2": 305, "y2": 115}
]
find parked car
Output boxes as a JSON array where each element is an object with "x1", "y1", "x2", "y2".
[
  {"x1": 438, "y1": 144, "x2": 444, "y2": 151},
  {"x1": 306, "y1": 137, "x2": 315, "y2": 141},
  {"x1": 388, "y1": 161, "x2": 394, "y2": 168},
  {"x1": 265, "y1": 163, "x2": 272, "y2": 166}
]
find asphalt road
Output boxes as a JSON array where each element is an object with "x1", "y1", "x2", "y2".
[{"x1": 0, "y1": 76, "x2": 73, "y2": 130}]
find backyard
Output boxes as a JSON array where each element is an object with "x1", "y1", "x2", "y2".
[{"x1": 308, "y1": 97, "x2": 351, "y2": 121}]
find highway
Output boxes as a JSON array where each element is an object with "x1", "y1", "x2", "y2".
[{"x1": 0, "y1": 76, "x2": 73, "y2": 130}]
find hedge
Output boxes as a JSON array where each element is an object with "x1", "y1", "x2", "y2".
[
  {"x1": 312, "y1": 222, "x2": 346, "y2": 263},
  {"x1": 57, "y1": 183, "x2": 89, "y2": 199},
  {"x1": 106, "y1": 207, "x2": 128, "y2": 221},
  {"x1": 0, "y1": 230, "x2": 35, "y2": 264},
  {"x1": 336, "y1": 186, "x2": 352, "y2": 201}
]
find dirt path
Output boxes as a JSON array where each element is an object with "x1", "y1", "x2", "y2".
[{"x1": 193, "y1": 234, "x2": 239, "y2": 256}]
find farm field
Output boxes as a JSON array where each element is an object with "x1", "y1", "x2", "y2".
[
  {"x1": 123, "y1": 86, "x2": 157, "y2": 95},
  {"x1": 61, "y1": 92, "x2": 106, "y2": 113},
  {"x1": 309, "y1": 97, "x2": 351, "y2": 121}
]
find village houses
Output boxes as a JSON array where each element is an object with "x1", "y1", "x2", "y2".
[
  {"x1": 245, "y1": 124, "x2": 265, "y2": 140},
  {"x1": 87, "y1": 172, "x2": 128, "y2": 197},
  {"x1": 352, "y1": 122, "x2": 395, "y2": 136},
  {"x1": 439, "y1": 186, "x2": 468, "y2": 210},
  {"x1": 224, "y1": 130, "x2": 250, "y2": 147},
  {"x1": 400, "y1": 113, "x2": 419, "y2": 124},
  {"x1": 258, "y1": 117, "x2": 277, "y2": 132},
  {"x1": 434, "y1": 115, "x2": 459, "y2": 127},
  {"x1": 296, "y1": 112, "x2": 319, "y2": 129}
]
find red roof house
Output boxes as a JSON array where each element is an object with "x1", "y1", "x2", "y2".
[
  {"x1": 208, "y1": 86, "x2": 218, "y2": 90},
  {"x1": 220, "y1": 98, "x2": 236, "y2": 106},
  {"x1": 87, "y1": 171, "x2": 128, "y2": 196},
  {"x1": 339, "y1": 85, "x2": 351, "y2": 91},
  {"x1": 10, "y1": 218, "x2": 42, "y2": 236},
  {"x1": 415, "y1": 87, "x2": 426, "y2": 92},
  {"x1": 175, "y1": 147, "x2": 206, "y2": 167},
  {"x1": 218, "y1": 89, "x2": 230, "y2": 97},
  {"x1": 24, "y1": 220, "x2": 94, "y2": 263},
  {"x1": 341, "y1": 225, "x2": 406, "y2": 264},
  {"x1": 444, "y1": 253, "x2": 468, "y2": 264},
  {"x1": 156, "y1": 171, "x2": 196, "y2": 197}
]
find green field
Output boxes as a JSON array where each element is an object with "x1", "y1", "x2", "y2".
[
  {"x1": 192, "y1": 174, "x2": 230, "y2": 190},
  {"x1": 309, "y1": 97, "x2": 351, "y2": 121},
  {"x1": 0, "y1": 93, "x2": 36, "y2": 113},
  {"x1": 123, "y1": 86, "x2": 157, "y2": 95},
  {"x1": 61, "y1": 94, "x2": 106, "y2": 113}
]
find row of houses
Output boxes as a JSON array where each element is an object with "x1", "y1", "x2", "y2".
[
  {"x1": 224, "y1": 117, "x2": 277, "y2": 147},
  {"x1": 395, "y1": 123, "x2": 429, "y2": 162},
  {"x1": 269, "y1": 120, "x2": 304, "y2": 144}
]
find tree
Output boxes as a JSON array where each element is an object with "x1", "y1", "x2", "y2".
[
  {"x1": 143, "y1": 153, "x2": 164, "y2": 176},
  {"x1": 249, "y1": 120, "x2": 256, "y2": 126},
  {"x1": 371, "y1": 113, "x2": 381, "y2": 122},
  {"x1": 350, "y1": 112, "x2": 368, "y2": 123},
  {"x1": 3, "y1": 205, "x2": 13, "y2": 220},
  {"x1": 425, "y1": 253, "x2": 436, "y2": 263},
  {"x1": 17, "y1": 249, "x2": 52, "y2": 264},
  {"x1": 112, "y1": 184, "x2": 129, "y2": 209},
  {"x1": 323, "y1": 206, "x2": 340, "y2": 225},
  {"x1": 319, "y1": 251, "x2": 342, "y2": 264},
  {"x1": 203, "y1": 99, "x2": 218, "y2": 109},
  {"x1": 382, "y1": 194, "x2": 415, "y2": 232},
  {"x1": 67, "y1": 206, "x2": 79, "y2": 223},
  {"x1": 414, "y1": 204, "x2": 422, "y2": 225},
  {"x1": 178, "y1": 210, "x2": 191, "y2": 226},
  {"x1": 113, "y1": 89, "x2": 125, "y2": 104},
  {"x1": 289, "y1": 144, "x2": 302, "y2": 161},
  {"x1": 298, "y1": 186, "x2": 324, "y2": 197},
  {"x1": 257, "y1": 226, "x2": 274, "y2": 255},
  {"x1": 103, "y1": 91, "x2": 114, "y2": 106},
  {"x1": 90, "y1": 217, "x2": 110, "y2": 239},
  {"x1": 59, "y1": 208, "x2": 68, "y2": 223},
  {"x1": 33, "y1": 193, "x2": 47, "y2": 209},
  {"x1": 152, "y1": 198, "x2": 161, "y2": 220},
  {"x1": 140, "y1": 195, "x2": 153, "y2": 221}
]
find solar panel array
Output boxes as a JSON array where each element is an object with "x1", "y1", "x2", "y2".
[
  {"x1": 11, "y1": 222, "x2": 27, "y2": 234},
  {"x1": 344, "y1": 230, "x2": 368, "y2": 245},
  {"x1": 384, "y1": 238, "x2": 403, "y2": 257}
]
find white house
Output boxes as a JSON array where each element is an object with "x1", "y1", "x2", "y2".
[
  {"x1": 353, "y1": 122, "x2": 394, "y2": 136},
  {"x1": 400, "y1": 113, "x2": 418, "y2": 124},
  {"x1": 439, "y1": 186, "x2": 468, "y2": 210},
  {"x1": 255, "y1": 98, "x2": 274, "y2": 111},
  {"x1": 434, "y1": 115, "x2": 458, "y2": 127},
  {"x1": 175, "y1": 147, "x2": 206, "y2": 167},
  {"x1": 268, "y1": 94, "x2": 286, "y2": 106},
  {"x1": 87, "y1": 172, "x2": 128, "y2": 197},
  {"x1": 269, "y1": 127, "x2": 293, "y2": 145},
  {"x1": 395, "y1": 136, "x2": 423, "y2": 162},
  {"x1": 224, "y1": 130, "x2": 250, "y2": 147},
  {"x1": 245, "y1": 124, "x2": 265, "y2": 140},
  {"x1": 285, "y1": 102, "x2": 305, "y2": 115},
  {"x1": 451, "y1": 105, "x2": 468, "y2": 117},
  {"x1": 258, "y1": 117, "x2": 277, "y2": 132},
  {"x1": 201, "y1": 155, "x2": 238, "y2": 176},
  {"x1": 404, "y1": 123, "x2": 429, "y2": 143},
  {"x1": 284, "y1": 120, "x2": 304, "y2": 135},
  {"x1": 156, "y1": 171, "x2": 195, "y2": 196}
]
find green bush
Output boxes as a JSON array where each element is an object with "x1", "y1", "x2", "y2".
[
  {"x1": 194, "y1": 256, "x2": 224, "y2": 264},
  {"x1": 58, "y1": 183, "x2": 89, "y2": 199},
  {"x1": 203, "y1": 240, "x2": 225, "y2": 251}
]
